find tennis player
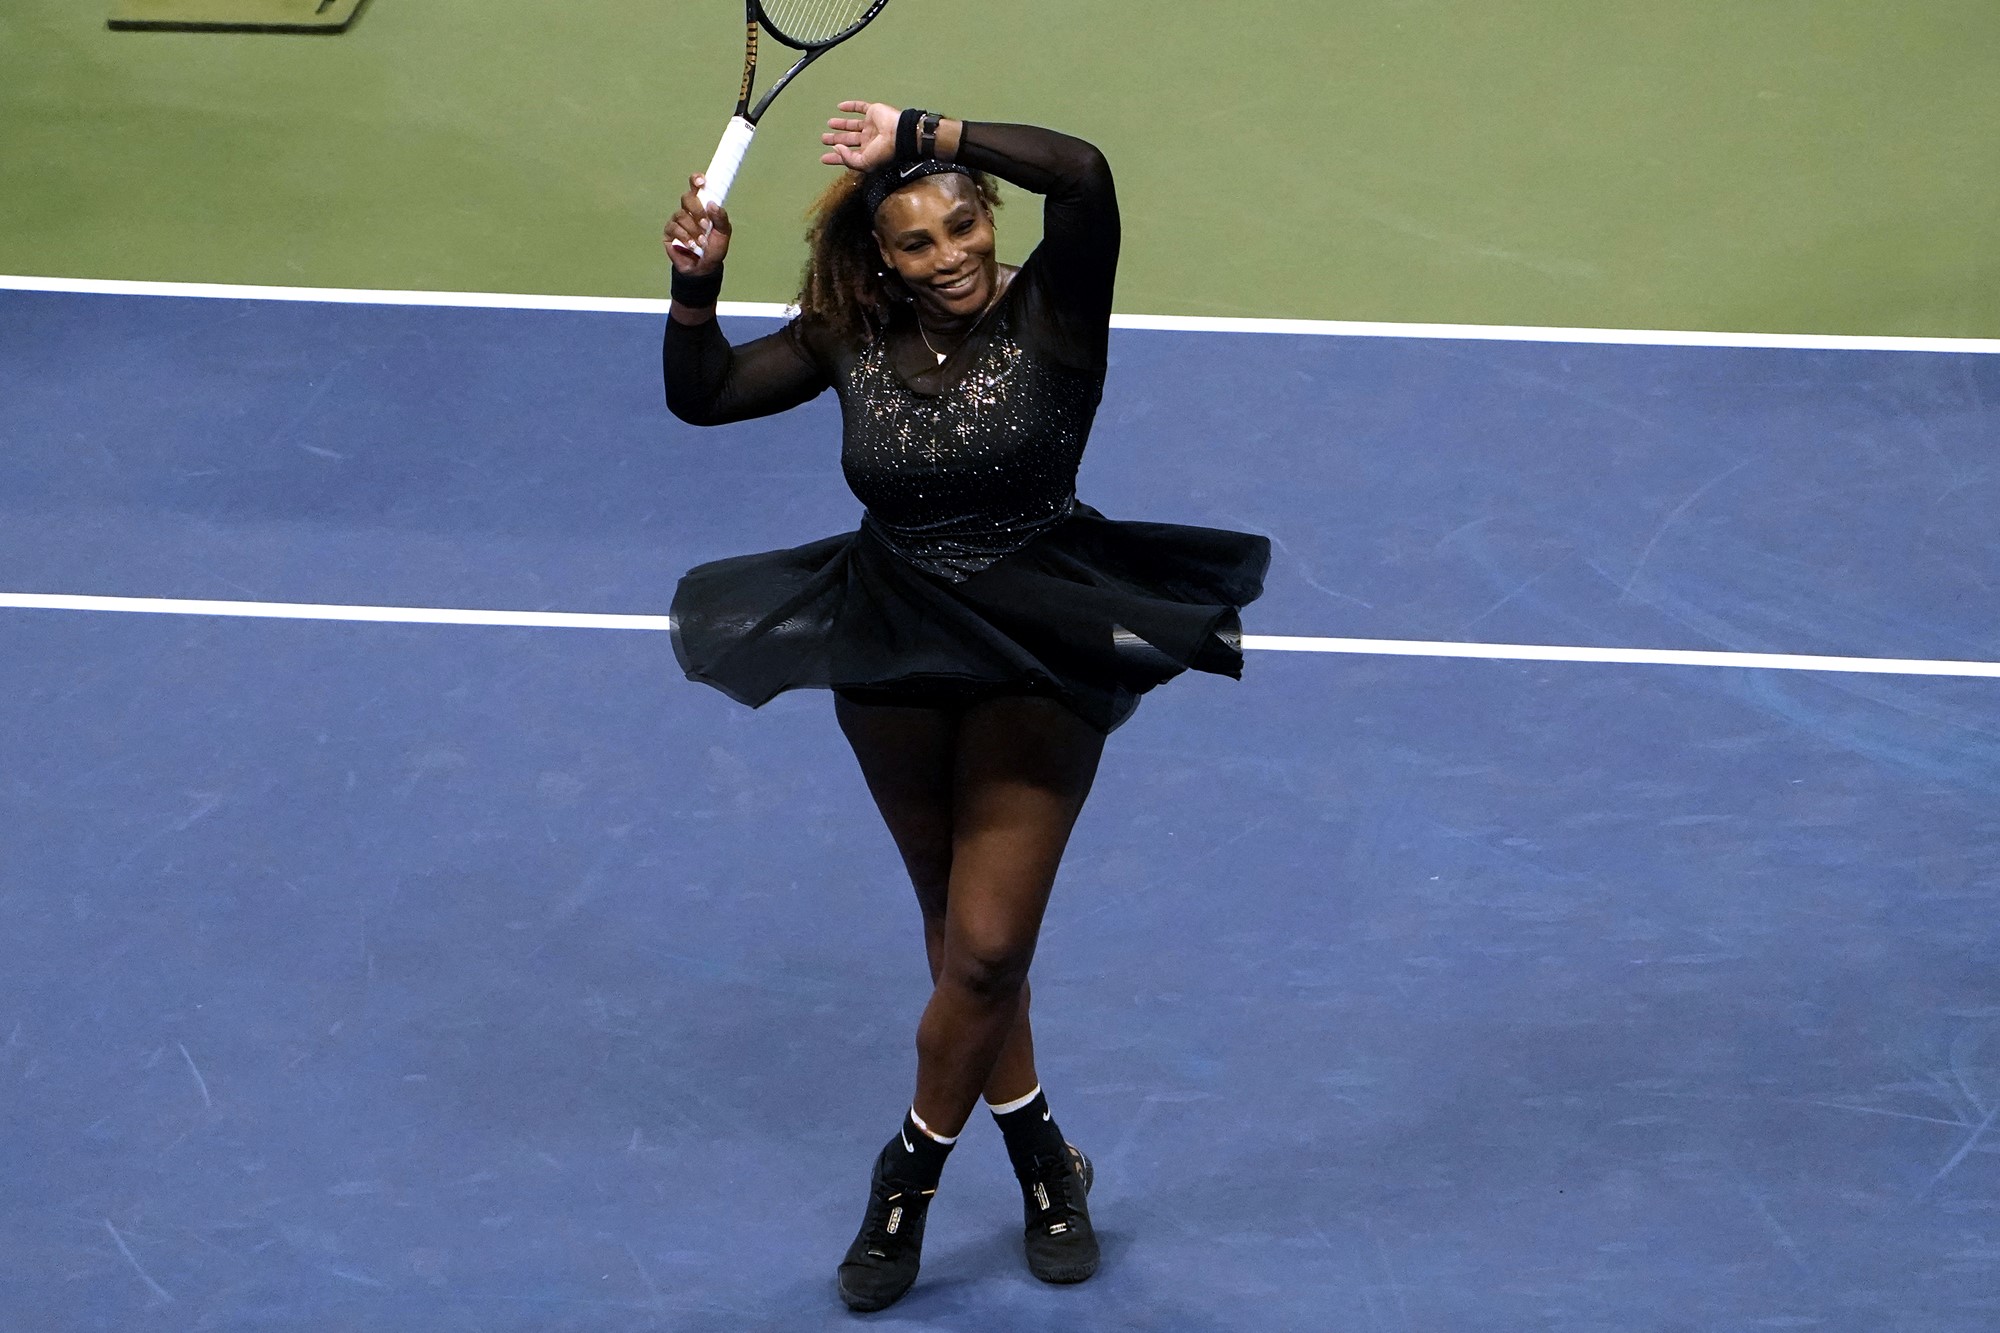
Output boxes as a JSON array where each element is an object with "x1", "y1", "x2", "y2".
[{"x1": 662, "y1": 100, "x2": 1269, "y2": 1312}]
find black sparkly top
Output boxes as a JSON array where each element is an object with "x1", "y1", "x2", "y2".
[{"x1": 663, "y1": 122, "x2": 1120, "y2": 581}]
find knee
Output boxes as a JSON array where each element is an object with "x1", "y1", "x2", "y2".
[{"x1": 940, "y1": 932, "x2": 1035, "y2": 1004}]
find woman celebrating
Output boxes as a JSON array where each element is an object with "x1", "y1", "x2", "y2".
[{"x1": 662, "y1": 100, "x2": 1268, "y2": 1312}]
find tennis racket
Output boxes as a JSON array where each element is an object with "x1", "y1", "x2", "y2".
[{"x1": 674, "y1": 0, "x2": 892, "y2": 258}]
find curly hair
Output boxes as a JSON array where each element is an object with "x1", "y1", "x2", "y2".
[{"x1": 796, "y1": 169, "x2": 1002, "y2": 343}]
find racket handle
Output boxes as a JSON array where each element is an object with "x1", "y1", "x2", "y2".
[
  {"x1": 698, "y1": 115, "x2": 758, "y2": 209},
  {"x1": 675, "y1": 116, "x2": 757, "y2": 261}
]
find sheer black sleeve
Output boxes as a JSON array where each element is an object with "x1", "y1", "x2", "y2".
[
  {"x1": 662, "y1": 314, "x2": 832, "y2": 426},
  {"x1": 953, "y1": 121, "x2": 1120, "y2": 367}
]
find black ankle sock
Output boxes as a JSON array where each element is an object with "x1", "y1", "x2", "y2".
[
  {"x1": 992, "y1": 1090, "x2": 1068, "y2": 1175},
  {"x1": 885, "y1": 1109, "x2": 954, "y2": 1191}
]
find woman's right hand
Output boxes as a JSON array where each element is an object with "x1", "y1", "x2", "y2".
[{"x1": 665, "y1": 174, "x2": 732, "y2": 274}]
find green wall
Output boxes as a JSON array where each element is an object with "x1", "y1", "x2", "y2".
[{"x1": 3, "y1": 0, "x2": 1995, "y2": 336}]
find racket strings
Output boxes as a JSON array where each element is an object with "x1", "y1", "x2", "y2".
[{"x1": 759, "y1": 0, "x2": 877, "y2": 47}]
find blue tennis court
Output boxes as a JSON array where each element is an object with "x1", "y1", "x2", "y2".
[{"x1": 5, "y1": 285, "x2": 1998, "y2": 1329}]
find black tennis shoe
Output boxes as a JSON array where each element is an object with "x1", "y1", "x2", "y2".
[
  {"x1": 1018, "y1": 1143, "x2": 1099, "y2": 1283},
  {"x1": 836, "y1": 1145, "x2": 936, "y2": 1312}
]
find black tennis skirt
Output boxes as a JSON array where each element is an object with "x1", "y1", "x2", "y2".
[{"x1": 669, "y1": 504, "x2": 1271, "y2": 733}]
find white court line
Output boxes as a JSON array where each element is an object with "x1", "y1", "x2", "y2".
[
  {"x1": 4, "y1": 274, "x2": 1997, "y2": 355},
  {"x1": 4, "y1": 592, "x2": 1997, "y2": 680},
  {"x1": 1244, "y1": 634, "x2": 2000, "y2": 679},
  {"x1": 0, "y1": 592, "x2": 673, "y2": 633}
]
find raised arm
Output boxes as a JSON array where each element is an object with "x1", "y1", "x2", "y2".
[
  {"x1": 945, "y1": 120, "x2": 1120, "y2": 334},
  {"x1": 662, "y1": 171, "x2": 830, "y2": 426},
  {"x1": 662, "y1": 318, "x2": 828, "y2": 426}
]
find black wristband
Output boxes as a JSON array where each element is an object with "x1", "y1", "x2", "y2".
[
  {"x1": 895, "y1": 106, "x2": 926, "y2": 162},
  {"x1": 918, "y1": 111, "x2": 941, "y2": 159},
  {"x1": 671, "y1": 263, "x2": 724, "y2": 308}
]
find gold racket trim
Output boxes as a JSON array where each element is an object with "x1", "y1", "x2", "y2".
[{"x1": 739, "y1": 21, "x2": 759, "y2": 105}]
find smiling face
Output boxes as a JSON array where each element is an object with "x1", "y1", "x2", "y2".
[{"x1": 873, "y1": 174, "x2": 998, "y2": 325}]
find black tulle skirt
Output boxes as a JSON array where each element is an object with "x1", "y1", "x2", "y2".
[{"x1": 669, "y1": 504, "x2": 1271, "y2": 733}]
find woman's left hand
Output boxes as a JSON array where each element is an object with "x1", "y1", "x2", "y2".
[{"x1": 820, "y1": 100, "x2": 899, "y2": 171}]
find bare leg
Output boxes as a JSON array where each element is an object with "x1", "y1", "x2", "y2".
[
  {"x1": 911, "y1": 695, "x2": 1105, "y2": 1136},
  {"x1": 834, "y1": 695, "x2": 1045, "y2": 1106}
]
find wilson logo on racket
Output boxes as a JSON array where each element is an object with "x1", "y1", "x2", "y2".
[{"x1": 737, "y1": 21, "x2": 758, "y2": 104}]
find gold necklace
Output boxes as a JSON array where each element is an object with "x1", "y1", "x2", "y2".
[{"x1": 918, "y1": 322, "x2": 949, "y2": 365}]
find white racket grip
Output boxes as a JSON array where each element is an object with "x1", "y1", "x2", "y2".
[{"x1": 699, "y1": 115, "x2": 758, "y2": 210}]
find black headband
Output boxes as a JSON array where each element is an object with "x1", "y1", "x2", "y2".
[{"x1": 862, "y1": 159, "x2": 974, "y2": 218}]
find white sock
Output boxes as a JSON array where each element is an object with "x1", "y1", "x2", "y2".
[
  {"x1": 986, "y1": 1084, "x2": 1042, "y2": 1117},
  {"x1": 908, "y1": 1106, "x2": 958, "y2": 1146}
]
